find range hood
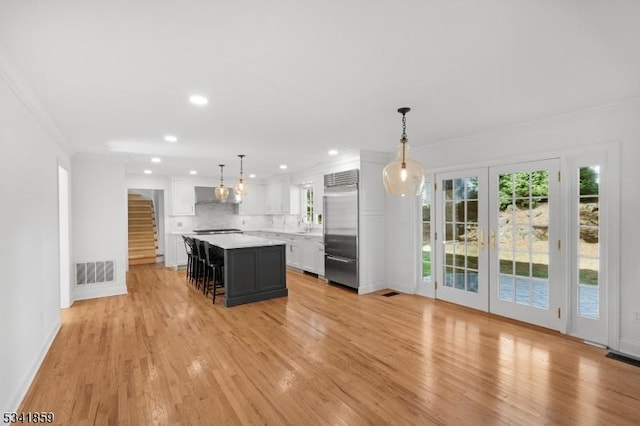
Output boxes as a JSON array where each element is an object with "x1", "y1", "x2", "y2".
[{"x1": 194, "y1": 186, "x2": 242, "y2": 204}]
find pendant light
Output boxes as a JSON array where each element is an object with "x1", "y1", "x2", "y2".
[
  {"x1": 233, "y1": 154, "x2": 248, "y2": 195},
  {"x1": 382, "y1": 107, "x2": 425, "y2": 197},
  {"x1": 215, "y1": 164, "x2": 229, "y2": 201}
]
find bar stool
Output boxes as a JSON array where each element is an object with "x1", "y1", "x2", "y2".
[
  {"x1": 206, "y1": 244, "x2": 225, "y2": 304},
  {"x1": 191, "y1": 238, "x2": 205, "y2": 290},
  {"x1": 182, "y1": 236, "x2": 194, "y2": 284}
]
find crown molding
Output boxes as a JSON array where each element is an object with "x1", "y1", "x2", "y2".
[{"x1": 0, "y1": 44, "x2": 75, "y2": 156}]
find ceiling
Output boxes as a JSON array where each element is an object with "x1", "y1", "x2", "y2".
[{"x1": 1, "y1": 1, "x2": 639, "y2": 179}]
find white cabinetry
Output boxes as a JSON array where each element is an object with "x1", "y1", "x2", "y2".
[
  {"x1": 265, "y1": 178, "x2": 300, "y2": 214},
  {"x1": 175, "y1": 236, "x2": 188, "y2": 266},
  {"x1": 302, "y1": 236, "x2": 317, "y2": 272},
  {"x1": 313, "y1": 174, "x2": 324, "y2": 217},
  {"x1": 316, "y1": 240, "x2": 325, "y2": 276},
  {"x1": 244, "y1": 230, "x2": 324, "y2": 275},
  {"x1": 171, "y1": 179, "x2": 195, "y2": 216},
  {"x1": 301, "y1": 235, "x2": 324, "y2": 276},
  {"x1": 238, "y1": 183, "x2": 266, "y2": 215},
  {"x1": 286, "y1": 236, "x2": 302, "y2": 269},
  {"x1": 168, "y1": 234, "x2": 189, "y2": 268}
]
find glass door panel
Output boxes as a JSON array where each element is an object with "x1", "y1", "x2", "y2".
[
  {"x1": 572, "y1": 161, "x2": 606, "y2": 344},
  {"x1": 489, "y1": 160, "x2": 560, "y2": 329},
  {"x1": 422, "y1": 184, "x2": 433, "y2": 283},
  {"x1": 435, "y1": 169, "x2": 488, "y2": 311}
]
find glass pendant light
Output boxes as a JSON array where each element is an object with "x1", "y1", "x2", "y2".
[
  {"x1": 215, "y1": 164, "x2": 229, "y2": 201},
  {"x1": 233, "y1": 154, "x2": 248, "y2": 195},
  {"x1": 382, "y1": 107, "x2": 425, "y2": 197}
]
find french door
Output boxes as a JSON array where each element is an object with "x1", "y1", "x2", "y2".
[
  {"x1": 435, "y1": 159, "x2": 561, "y2": 330},
  {"x1": 435, "y1": 169, "x2": 489, "y2": 311},
  {"x1": 488, "y1": 160, "x2": 561, "y2": 329}
]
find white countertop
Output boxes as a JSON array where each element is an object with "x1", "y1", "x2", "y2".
[
  {"x1": 196, "y1": 234, "x2": 286, "y2": 249},
  {"x1": 251, "y1": 229, "x2": 324, "y2": 238}
]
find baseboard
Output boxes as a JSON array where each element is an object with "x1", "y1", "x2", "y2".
[
  {"x1": 358, "y1": 281, "x2": 386, "y2": 295},
  {"x1": 74, "y1": 282, "x2": 128, "y2": 301},
  {"x1": 389, "y1": 282, "x2": 416, "y2": 294},
  {"x1": 6, "y1": 320, "x2": 60, "y2": 412},
  {"x1": 619, "y1": 338, "x2": 640, "y2": 359}
]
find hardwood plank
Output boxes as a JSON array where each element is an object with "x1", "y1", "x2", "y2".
[{"x1": 19, "y1": 265, "x2": 640, "y2": 425}]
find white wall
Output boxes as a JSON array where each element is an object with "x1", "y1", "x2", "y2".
[
  {"x1": 358, "y1": 151, "x2": 388, "y2": 294},
  {"x1": 386, "y1": 99, "x2": 640, "y2": 357},
  {"x1": 72, "y1": 155, "x2": 127, "y2": 300},
  {"x1": 0, "y1": 69, "x2": 70, "y2": 411}
]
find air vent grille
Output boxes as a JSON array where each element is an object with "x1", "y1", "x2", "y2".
[
  {"x1": 76, "y1": 261, "x2": 115, "y2": 285},
  {"x1": 324, "y1": 169, "x2": 359, "y2": 187}
]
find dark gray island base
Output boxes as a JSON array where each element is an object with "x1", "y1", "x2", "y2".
[{"x1": 198, "y1": 234, "x2": 288, "y2": 307}]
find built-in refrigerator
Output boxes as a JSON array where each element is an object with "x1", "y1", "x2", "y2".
[{"x1": 323, "y1": 169, "x2": 359, "y2": 288}]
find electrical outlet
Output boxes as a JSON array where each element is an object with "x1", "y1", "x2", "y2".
[
  {"x1": 633, "y1": 311, "x2": 640, "y2": 324},
  {"x1": 177, "y1": 221, "x2": 183, "y2": 228}
]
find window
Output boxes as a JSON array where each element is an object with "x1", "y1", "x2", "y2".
[
  {"x1": 302, "y1": 184, "x2": 314, "y2": 224},
  {"x1": 577, "y1": 165, "x2": 600, "y2": 319},
  {"x1": 422, "y1": 183, "x2": 432, "y2": 282}
]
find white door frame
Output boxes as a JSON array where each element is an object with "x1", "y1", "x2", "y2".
[
  {"x1": 58, "y1": 164, "x2": 71, "y2": 309},
  {"x1": 418, "y1": 142, "x2": 620, "y2": 348}
]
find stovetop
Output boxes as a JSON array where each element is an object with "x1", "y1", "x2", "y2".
[{"x1": 192, "y1": 228, "x2": 243, "y2": 235}]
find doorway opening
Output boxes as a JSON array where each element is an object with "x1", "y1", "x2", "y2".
[{"x1": 127, "y1": 189, "x2": 165, "y2": 266}]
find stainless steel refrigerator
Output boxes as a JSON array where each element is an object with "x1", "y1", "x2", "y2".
[{"x1": 323, "y1": 169, "x2": 359, "y2": 288}]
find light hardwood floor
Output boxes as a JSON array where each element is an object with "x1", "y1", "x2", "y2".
[{"x1": 20, "y1": 265, "x2": 640, "y2": 425}]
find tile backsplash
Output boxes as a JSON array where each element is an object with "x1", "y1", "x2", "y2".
[{"x1": 168, "y1": 203, "x2": 302, "y2": 232}]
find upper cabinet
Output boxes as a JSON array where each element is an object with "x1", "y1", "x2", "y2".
[
  {"x1": 171, "y1": 179, "x2": 195, "y2": 216},
  {"x1": 265, "y1": 177, "x2": 300, "y2": 214},
  {"x1": 238, "y1": 183, "x2": 267, "y2": 215}
]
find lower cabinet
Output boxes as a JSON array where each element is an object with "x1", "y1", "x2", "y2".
[
  {"x1": 168, "y1": 234, "x2": 189, "y2": 268},
  {"x1": 316, "y1": 241, "x2": 325, "y2": 276},
  {"x1": 176, "y1": 237, "x2": 188, "y2": 266},
  {"x1": 245, "y1": 230, "x2": 324, "y2": 275},
  {"x1": 286, "y1": 237, "x2": 302, "y2": 269},
  {"x1": 302, "y1": 237, "x2": 317, "y2": 272}
]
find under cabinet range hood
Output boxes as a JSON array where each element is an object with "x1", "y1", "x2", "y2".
[{"x1": 194, "y1": 186, "x2": 242, "y2": 204}]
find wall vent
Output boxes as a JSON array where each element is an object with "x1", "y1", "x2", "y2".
[
  {"x1": 324, "y1": 169, "x2": 359, "y2": 188},
  {"x1": 76, "y1": 261, "x2": 115, "y2": 285}
]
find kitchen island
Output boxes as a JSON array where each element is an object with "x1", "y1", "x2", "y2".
[{"x1": 197, "y1": 234, "x2": 287, "y2": 307}]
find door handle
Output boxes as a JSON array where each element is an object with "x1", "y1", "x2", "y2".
[
  {"x1": 327, "y1": 255, "x2": 352, "y2": 263},
  {"x1": 489, "y1": 230, "x2": 496, "y2": 251},
  {"x1": 478, "y1": 229, "x2": 485, "y2": 250}
]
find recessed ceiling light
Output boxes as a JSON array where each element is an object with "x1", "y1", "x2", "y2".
[
  {"x1": 328, "y1": 149, "x2": 338, "y2": 156},
  {"x1": 164, "y1": 135, "x2": 178, "y2": 143},
  {"x1": 189, "y1": 94, "x2": 208, "y2": 105},
  {"x1": 151, "y1": 157, "x2": 161, "y2": 163},
  {"x1": 249, "y1": 174, "x2": 256, "y2": 178},
  {"x1": 279, "y1": 164, "x2": 287, "y2": 170},
  {"x1": 144, "y1": 170, "x2": 152, "y2": 174},
  {"x1": 189, "y1": 170, "x2": 198, "y2": 175}
]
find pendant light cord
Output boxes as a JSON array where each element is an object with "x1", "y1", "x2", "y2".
[{"x1": 401, "y1": 112, "x2": 408, "y2": 168}]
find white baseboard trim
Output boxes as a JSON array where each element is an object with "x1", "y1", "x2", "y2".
[
  {"x1": 358, "y1": 282, "x2": 386, "y2": 295},
  {"x1": 6, "y1": 320, "x2": 60, "y2": 412},
  {"x1": 74, "y1": 283, "x2": 128, "y2": 301},
  {"x1": 389, "y1": 282, "x2": 415, "y2": 294},
  {"x1": 619, "y1": 338, "x2": 640, "y2": 359}
]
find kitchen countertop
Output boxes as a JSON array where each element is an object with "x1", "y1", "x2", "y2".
[
  {"x1": 196, "y1": 233, "x2": 286, "y2": 249},
  {"x1": 250, "y1": 229, "x2": 324, "y2": 238},
  {"x1": 170, "y1": 229, "x2": 323, "y2": 238}
]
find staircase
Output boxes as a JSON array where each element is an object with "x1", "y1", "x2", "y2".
[{"x1": 128, "y1": 193, "x2": 158, "y2": 266}]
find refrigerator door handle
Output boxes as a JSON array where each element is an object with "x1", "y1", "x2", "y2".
[{"x1": 326, "y1": 255, "x2": 353, "y2": 263}]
